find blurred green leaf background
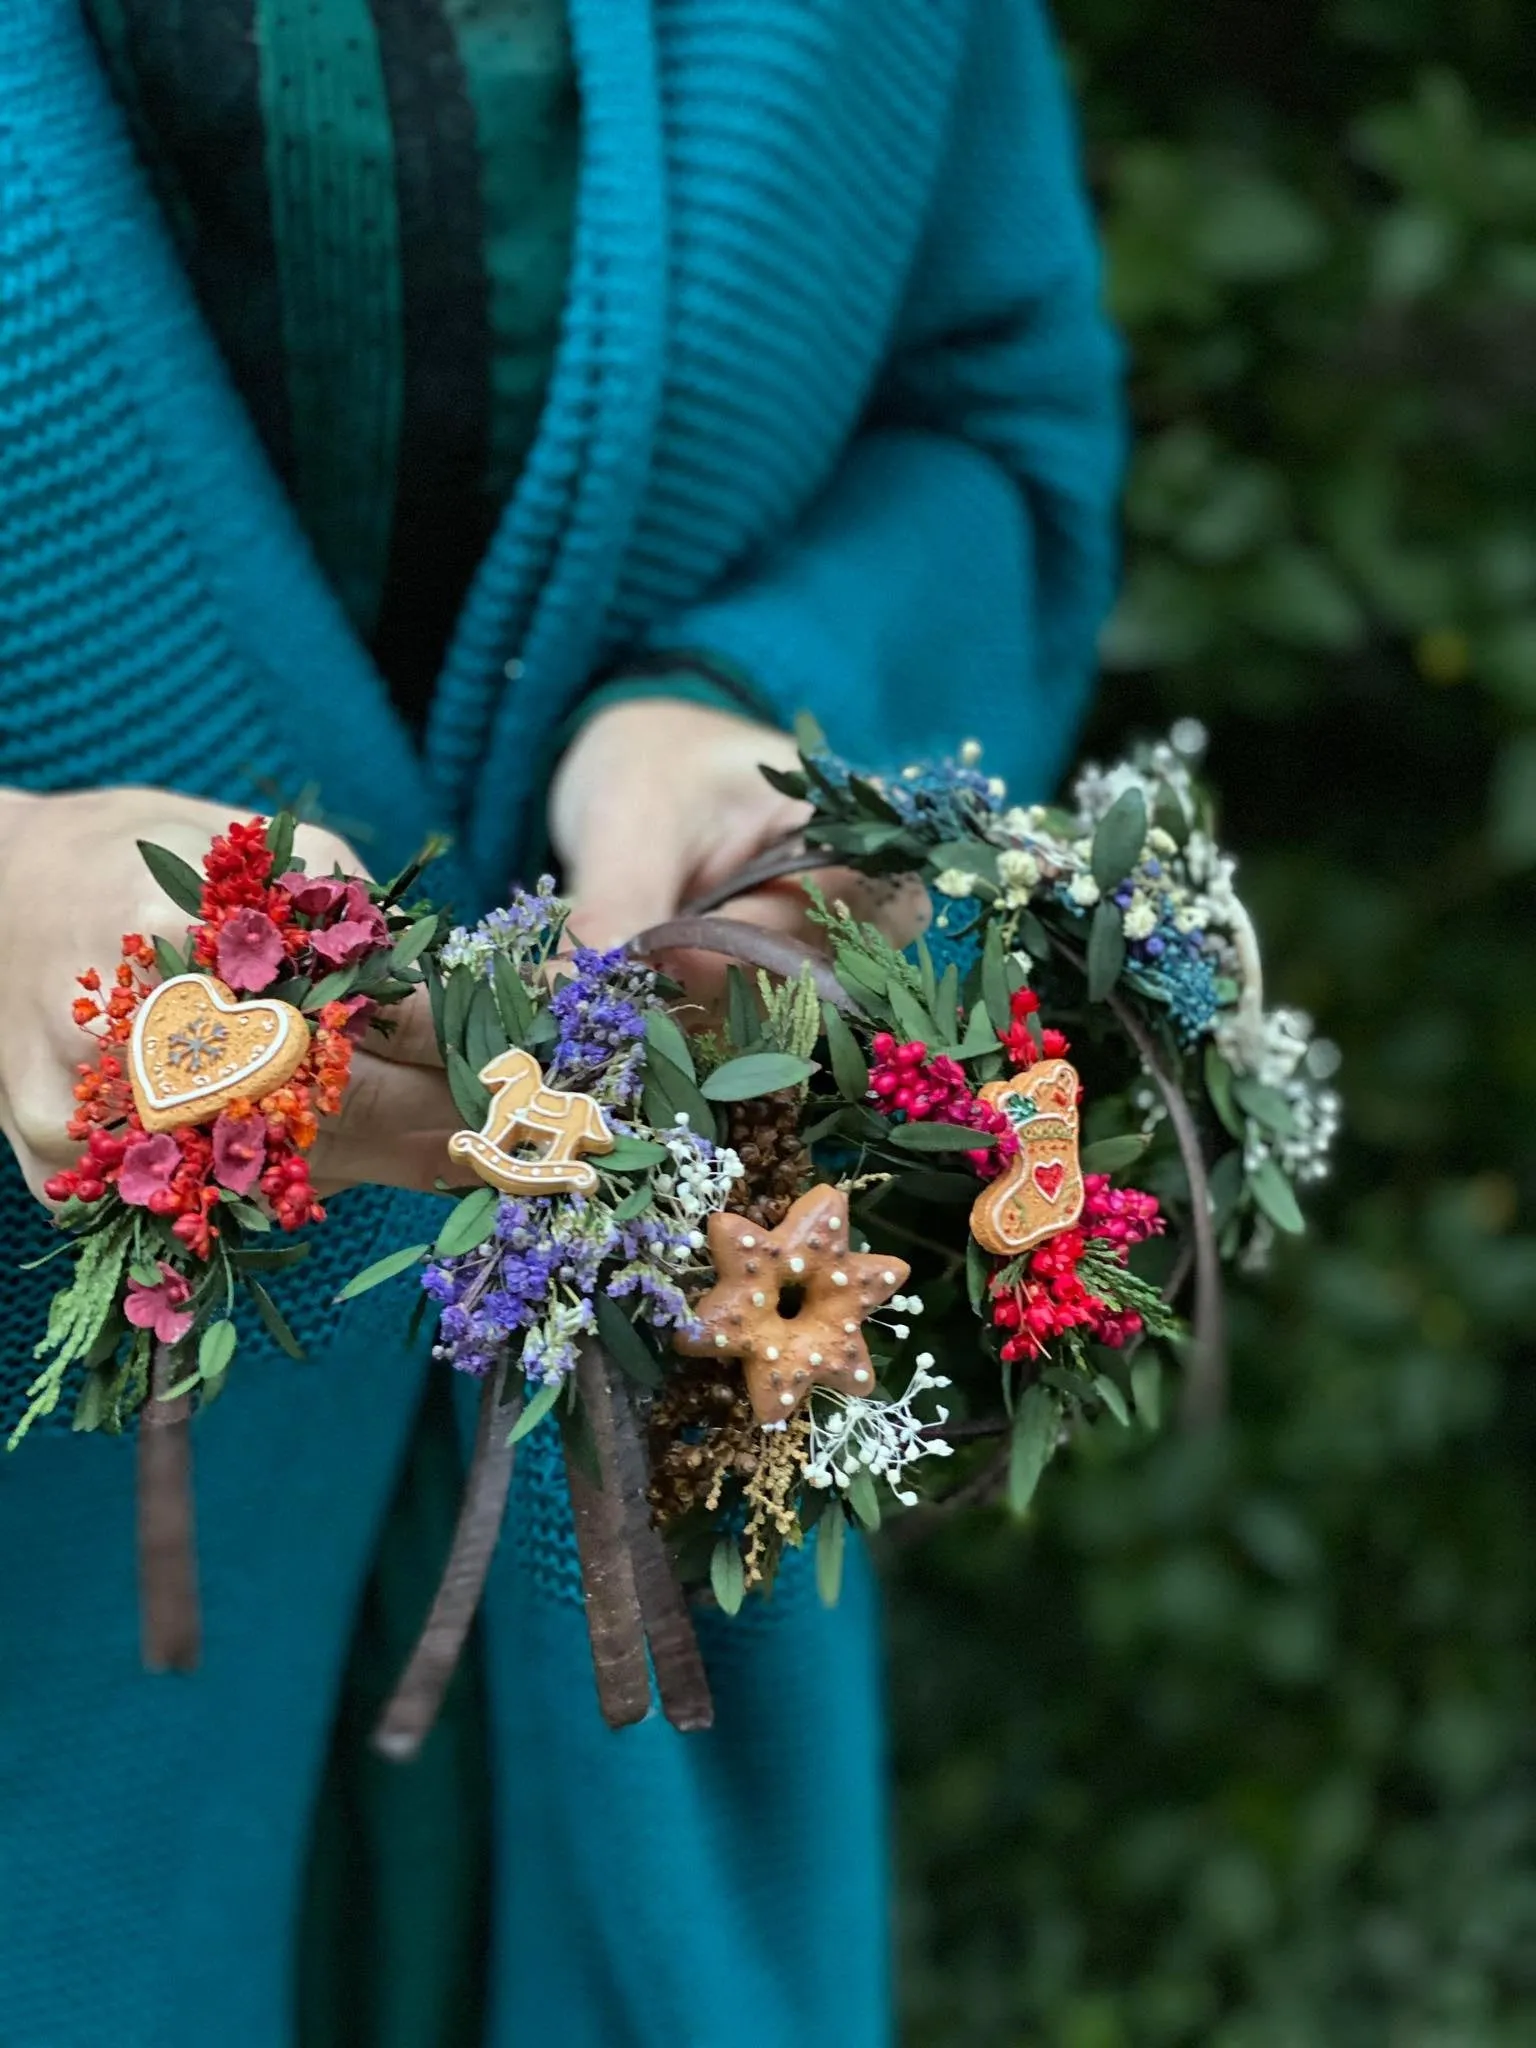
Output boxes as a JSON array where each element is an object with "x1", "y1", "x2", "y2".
[{"x1": 890, "y1": 5, "x2": 1536, "y2": 2040}]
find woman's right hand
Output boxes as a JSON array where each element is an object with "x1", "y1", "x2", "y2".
[{"x1": 0, "y1": 785, "x2": 458, "y2": 1205}]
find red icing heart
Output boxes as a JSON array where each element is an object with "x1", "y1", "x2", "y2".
[{"x1": 1032, "y1": 1160, "x2": 1067, "y2": 1202}]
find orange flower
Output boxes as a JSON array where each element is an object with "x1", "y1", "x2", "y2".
[
  {"x1": 259, "y1": 1080, "x2": 320, "y2": 1152},
  {"x1": 312, "y1": 1010, "x2": 354, "y2": 1118}
]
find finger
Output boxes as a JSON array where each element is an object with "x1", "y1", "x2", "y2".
[
  {"x1": 843, "y1": 870, "x2": 933, "y2": 949},
  {"x1": 311, "y1": 1051, "x2": 459, "y2": 1194},
  {"x1": 5, "y1": 1033, "x2": 88, "y2": 1197},
  {"x1": 362, "y1": 987, "x2": 441, "y2": 1068},
  {"x1": 642, "y1": 883, "x2": 820, "y2": 1010},
  {"x1": 292, "y1": 821, "x2": 371, "y2": 882},
  {"x1": 565, "y1": 807, "x2": 692, "y2": 954}
]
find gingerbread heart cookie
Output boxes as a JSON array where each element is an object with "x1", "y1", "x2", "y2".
[{"x1": 129, "y1": 974, "x2": 308, "y2": 1134}]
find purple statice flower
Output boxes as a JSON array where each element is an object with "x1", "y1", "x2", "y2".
[
  {"x1": 421, "y1": 1193, "x2": 620, "y2": 1383},
  {"x1": 547, "y1": 947, "x2": 655, "y2": 1105},
  {"x1": 606, "y1": 1211, "x2": 703, "y2": 1338},
  {"x1": 420, "y1": 1242, "x2": 505, "y2": 1377}
]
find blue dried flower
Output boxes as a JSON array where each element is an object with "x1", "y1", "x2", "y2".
[
  {"x1": 808, "y1": 747, "x2": 999, "y2": 843},
  {"x1": 916, "y1": 894, "x2": 985, "y2": 982},
  {"x1": 1130, "y1": 929, "x2": 1222, "y2": 1042}
]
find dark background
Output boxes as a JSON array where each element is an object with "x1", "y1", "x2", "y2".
[{"x1": 890, "y1": 4, "x2": 1536, "y2": 2040}]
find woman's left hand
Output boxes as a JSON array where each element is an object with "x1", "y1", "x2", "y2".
[{"x1": 548, "y1": 698, "x2": 928, "y2": 997}]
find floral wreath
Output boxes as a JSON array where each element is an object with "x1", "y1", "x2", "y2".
[{"x1": 17, "y1": 728, "x2": 1339, "y2": 1736}]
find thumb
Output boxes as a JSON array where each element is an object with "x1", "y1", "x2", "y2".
[{"x1": 364, "y1": 987, "x2": 442, "y2": 1067}]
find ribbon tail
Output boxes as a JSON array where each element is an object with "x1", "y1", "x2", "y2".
[
  {"x1": 604, "y1": 1370, "x2": 714, "y2": 1734},
  {"x1": 138, "y1": 1339, "x2": 201, "y2": 1672},
  {"x1": 677, "y1": 839, "x2": 826, "y2": 917},
  {"x1": 566, "y1": 1342, "x2": 652, "y2": 1729},
  {"x1": 373, "y1": 1368, "x2": 523, "y2": 1762}
]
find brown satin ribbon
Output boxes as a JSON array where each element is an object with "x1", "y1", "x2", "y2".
[
  {"x1": 676, "y1": 838, "x2": 826, "y2": 917},
  {"x1": 564, "y1": 1343, "x2": 715, "y2": 1734},
  {"x1": 138, "y1": 1340, "x2": 200, "y2": 1672},
  {"x1": 564, "y1": 1341, "x2": 654, "y2": 1728},
  {"x1": 372, "y1": 1367, "x2": 523, "y2": 1762},
  {"x1": 604, "y1": 1359, "x2": 714, "y2": 1733},
  {"x1": 630, "y1": 915, "x2": 853, "y2": 1010}
]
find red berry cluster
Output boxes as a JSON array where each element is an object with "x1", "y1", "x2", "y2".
[
  {"x1": 868, "y1": 1035, "x2": 970, "y2": 1119},
  {"x1": 989, "y1": 1172, "x2": 1164, "y2": 1363},
  {"x1": 867, "y1": 989, "x2": 1075, "y2": 1180},
  {"x1": 868, "y1": 1034, "x2": 1016, "y2": 1176},
  {"x1": 261, "y1": 1150, "x2": 323, "y2": 1233}
]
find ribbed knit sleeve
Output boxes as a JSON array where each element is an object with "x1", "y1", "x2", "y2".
[{"x1": 640, "y1": 0, "x2": 1124, "y2": 795}]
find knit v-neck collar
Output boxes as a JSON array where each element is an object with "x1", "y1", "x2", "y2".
[
  {"x1": 426, "y1": 0, "x2": 670, "y2": 887},
  {"x1": 0, "y1": 0, "x2": 668, "y2": 901}
]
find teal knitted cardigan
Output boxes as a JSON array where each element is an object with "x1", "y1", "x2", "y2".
[{"x1": 0, "y1": 2, "x2": 1122, "y2": 2043}]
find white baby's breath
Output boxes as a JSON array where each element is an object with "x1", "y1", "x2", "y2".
[{"x1": 803, "y1": 1354, "x2": 955, "y2": 1507}]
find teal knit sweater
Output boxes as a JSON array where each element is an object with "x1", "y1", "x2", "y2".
[{"x1": 0, "y1": 2, "x2": 1123, "y2": 2043}]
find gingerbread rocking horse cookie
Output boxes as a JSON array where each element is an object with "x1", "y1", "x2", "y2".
[
  {"x1": 969, "y1": 1059, "x2": 1085, "y2": 1257},
  {"x1": 448, "y1": 1046, "x2": 616, "y2": 1197}
]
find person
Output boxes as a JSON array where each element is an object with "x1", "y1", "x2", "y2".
[{"x1": 0, "y1": 1, "x2": 1122, "y2": 2043}]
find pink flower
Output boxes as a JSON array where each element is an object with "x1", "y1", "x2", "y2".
[
  {"x1": 307, "y1": 884, "x2": 390, "y2": 967},
  {"x1": 124, "y1": 1262, "x2": 196, "y2": 1347},
  {"x1": 216, "y1": 906, "x2": 287, "y2": 992},
  {"x1": 211, "y1": 1110, "x2": 266, "y2": 1196},
  {"x1": 278, "y1": 870, "x2": 350, "y2": 918},
  {"x1": 117, "y1": 1131, "x2": 181, "y2": 1208}
]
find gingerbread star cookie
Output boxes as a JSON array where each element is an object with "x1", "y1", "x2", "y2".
[{"x1": 675, "y1": 1184, "x2": 910, "y2": 1424}]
